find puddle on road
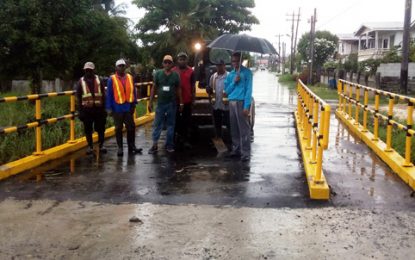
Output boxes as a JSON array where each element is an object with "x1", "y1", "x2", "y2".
[{"x1": 172, "y1": 163, "x2": 255, "y2": 183}]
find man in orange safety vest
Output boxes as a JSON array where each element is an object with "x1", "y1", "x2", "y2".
[
  {"x1": 76, "y1": 62, "x2": 107, "y2": 155},
  {"x1": 106, "y1": 59, "x2": 142, "y2": 157}
]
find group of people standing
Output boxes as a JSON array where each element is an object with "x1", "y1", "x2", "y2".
[
  {"x1": 207, "y1": 52, "x2": 253, "y2": 162},
  {"x1": 76, "y1": 51, "x2": 253, "y2": 162}
]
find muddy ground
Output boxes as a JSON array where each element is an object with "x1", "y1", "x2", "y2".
[{"x1": 1, "y1": 199, "x2": 415, "y2": 259}]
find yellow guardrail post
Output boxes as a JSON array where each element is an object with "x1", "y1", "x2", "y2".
[
  {"x1": 33, "y1": 98, "x2": 43, "y2": 155},
  {"x1": 298, "y1": 83, "x2": 304, "y2": 130},
  {"x1": 373, "y1": 92, "x2": 380, "y2": 141},
  {"x1": 404, "y1": 101, "x2": 414, "y2": 167},
  {"x1": 348, "y1": 83, "x2": 353, "y2": 119},
  {"x1": 310, "y1": 99, "x2": 319, "y2": 163},
  {"x1": 343, "y1": 83, "x2": 348, "y2": 114},
  {"x1": 314, "y1": 107, "x2": 326, "y2": 184},
  {"x1": 68, "y1": 94, "x2": 76, "y2": 143},
  {"x1": 354, "y1": 85, "x2": 360, "y2": 125},
  {"x1": 337, "y1": 80, "x2": 343, "y2": 111},
  {"x1": 323, "y1": 104, "x2": 331, "y2": 149},
  {"x1": 385, "y1": 96, "x2": 394, "y2": 152},
  {"x1": 303, "y1": 93, "x2": 308, "y2": 140},
  {"x1": 362, "y1": 89, "x2": 369, "y2": 132},
  {"x1": 146, "y1": 84, "x2": 151, "y2": 115},
  {"x1": 306, "y1": 98, "x2": 314, "y2": 150}
]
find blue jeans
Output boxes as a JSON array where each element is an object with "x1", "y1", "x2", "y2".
[{"x1": 152, "y1": 102, "x2": 176, "y2": 149}]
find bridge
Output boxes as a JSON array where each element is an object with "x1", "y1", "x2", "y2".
[{"x1": 0, "y1": 71, "x2": 414, "y2": 258}]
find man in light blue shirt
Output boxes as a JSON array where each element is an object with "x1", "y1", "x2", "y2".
[{"x1": 224, "y1": 52, "x2": 253, "y2": 162}]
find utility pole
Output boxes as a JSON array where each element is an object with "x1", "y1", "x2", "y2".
[
  {"x1": 308, "y1": 8, "x2": 317, "y2": 85},
  {"x1": 276, "y1": 34, "x2": 284, "y2": 73},
  {"x1": 293, "y1": 8, "x2": 301, "y2": 63},
  {"x1": 286, "y1": 10, "x2": 301, "y2": 74},
  {"x1": 282, "y1": 42, "x2": 286, "y2": 73},
  {"x1": 290, "y1": 11, "x2": 295, "y2": 74},
  {"x1": 401, "y1": 0, "x2": 412, "y2": 94}
]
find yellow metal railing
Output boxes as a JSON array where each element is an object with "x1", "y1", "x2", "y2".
[
  {"x1": 134, "y1": 81, "x2": 154, "y2": 117},
  {"x1": 0, "y1": 91, "x2": 77, "y2": 154},
  {"x1": 336, "y1": 79, "x2": 415, "y2": 190},
  {"x1": 0, "y1": 82, "x2": 154, "y2": 180},
  {"x1": 295, "y1": 79, "x2": 331, "y2": 199}
]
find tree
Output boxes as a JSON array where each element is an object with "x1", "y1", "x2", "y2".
[
  {"x1": 76, "y1": 10, "x2": 140, "y2": 78},
  {"x1": 343, "y1": 53, "x2": 358, "y2": 73},
  {"x1": 297, "y1": 31, "x2": 338, "y2": 69},
  {"x1": 133, "y1": 0, "x2": 259, "y2": 63},
  {"x1": 358, "y1": 58, "x2": 381, "y2": 76},
  {"x1": 381, "y1": 47, "x2": 402, "y2": 63},
  {"x1": 410, "y1": 41, "x2": 415, "y2": 62},
  {"x1": 0, "y1": 0, "x2": 139, "y2": 93}
]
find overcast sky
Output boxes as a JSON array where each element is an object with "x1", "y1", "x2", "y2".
[{"x1": 116, "y1": 0, "x2": 414, "y2": 47}]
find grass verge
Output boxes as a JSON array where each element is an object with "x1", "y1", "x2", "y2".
[{"x1": 0, "y1": 92, "x2": 147, "y2": 165}]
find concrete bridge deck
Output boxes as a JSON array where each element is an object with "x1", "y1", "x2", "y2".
[{"x1": 0, "y1": 71, "x2": 414, "y2": 259}]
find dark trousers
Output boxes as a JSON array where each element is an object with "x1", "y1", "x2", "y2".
[
  {"x1": 81, "y1": 111, "x2": 106, "y2": 148},
  {"x1": 175, "y1": 103, "x2": 192, "y2": 142},
  {"x1": 112, "y1": 112, "x2": 136, "y2": 150},
  {"x1": 213, "y1": 109, "x2": 230, "y2": 140}
]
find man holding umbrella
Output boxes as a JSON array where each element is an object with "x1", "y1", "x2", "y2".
[{"x1": 224, "y1": 52, "x2": 253, "y2": 162}]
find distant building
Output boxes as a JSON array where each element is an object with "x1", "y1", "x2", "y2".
[
  {"x1": 337, "y1": 34, "x2": 359, "y2": 62},
  {"x1": 353, "y1": 21, "x2": 415, "y2": 61},
  {"x1": 256, "y1": 59, "x2": 268, "y2": 67}
]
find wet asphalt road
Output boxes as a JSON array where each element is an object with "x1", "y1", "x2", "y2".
[{"x1": 0, "y1": 71, "x2": 414, "y2": 210}]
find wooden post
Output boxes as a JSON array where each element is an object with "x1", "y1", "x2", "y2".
[
  {"x1": 400, "y1": 0, "x2": 412, "y2": 94},
  {"x1": 375, "y1": 72, "x2": 381, "y2": 89}
]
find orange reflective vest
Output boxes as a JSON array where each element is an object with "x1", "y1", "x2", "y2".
[
  {"x1": 81, "y1": 76, "x2": 103, "y2": 107},
  {"x1": 111, "y1": 74, "x2": 134, "y2": 104}
]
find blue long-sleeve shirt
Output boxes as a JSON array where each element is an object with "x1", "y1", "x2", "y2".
[
  {"x1": 224, "y1": 66, "x2": 253, "y2": 110},
  {"x1": 106, "y1": 73, "x2": 137, "y2": 113}
]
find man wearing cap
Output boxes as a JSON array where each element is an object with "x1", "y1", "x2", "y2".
[
  {"x1": 224, "y1": 52, "x2": 253, "y2": 162},
  {"x1": 76, "y1": 62, "x2": 107, "y2": 155},
  {"x1": 172, "y1": 52, "x2": 195, "y2": 149},
  {"x1": 106, "y1": 59, "x2": 142, "y2": 156},
  {"x1": 148, "y1": 55, "x2": 183, "y2": 154},
  {"x1": 207, "y1": 60, "x2": 230, "y2": 141}
]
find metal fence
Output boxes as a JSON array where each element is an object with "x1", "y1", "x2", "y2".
[{"x1": 295, "y1": 79, "x2": 331, "y2": 199}]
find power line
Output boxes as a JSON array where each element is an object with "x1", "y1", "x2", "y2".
[{"x1": 315, "y1": 0, "x2": 360, "y2": 30}]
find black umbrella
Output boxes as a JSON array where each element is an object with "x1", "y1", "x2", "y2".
[{"x1": 207, "y1": 34, "x2": 278, "y2": 55}]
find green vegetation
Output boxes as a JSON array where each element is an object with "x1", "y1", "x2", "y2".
[
  {"x1": 0, "y1": 92, "x2": 147, "y2": 164},
  {"x1": 309, "y1": 84, "x2": 338, "y2": 100},
  {"x1": 134, "y1": 0, "x2": 259, "y2": 64},
  {"x1": 277, "y1": 74, "x2": 297, "y2": 89},
  {"x1": 0, "y1": 0, "x2": 139, "y2": 92},
  {"x1": 297, "y1": 31, "x2": 338, "y2": 70},
  {"x1": 350, "y1": 104, "x2": 415, "y2": 163},
  {"x1": 278, "y1": 74, "x2": 338, "y2": 100},
  {"x1": 0, "y1": 0, "x2": 259, "y2": 164}
]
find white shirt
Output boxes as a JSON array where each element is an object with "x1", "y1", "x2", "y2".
[{"x1": 210, "y1": 71, "x2": 228, "y2": 111}]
